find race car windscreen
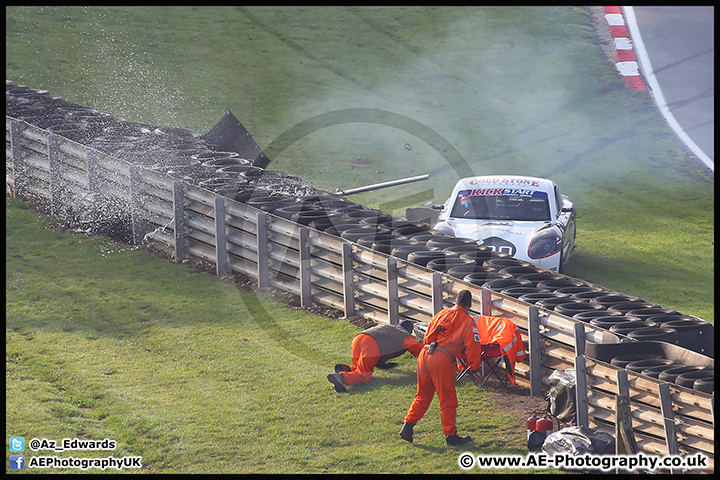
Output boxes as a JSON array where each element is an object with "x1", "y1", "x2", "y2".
[{"x1": 449, "y1": 190, "x2": 551, "y2": 221}]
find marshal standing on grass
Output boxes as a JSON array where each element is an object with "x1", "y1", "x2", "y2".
[
  {"x1": 399, "y1": 290, "x2": 483, "y2": 446},
  {"x1": 327, "y1": 320, "x2": 423, "y2": 393}
]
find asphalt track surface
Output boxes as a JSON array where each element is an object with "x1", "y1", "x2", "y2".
[{"x1": 625, "y1": 6, "x2": 714, "y2": 170}]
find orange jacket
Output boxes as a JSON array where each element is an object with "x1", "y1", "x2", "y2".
[
  {"x1": 475, "y1": 316, "x2": 526, "y2": 384},
  {"x1": 423, "y1": 304, "x2": 484, "y2": 370}
]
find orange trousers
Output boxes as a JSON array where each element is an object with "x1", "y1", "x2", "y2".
[
  {"x1": 340, "y1": 332, "x2": 382, "y2": 386},
  {"x1": 403, "y1": 347, "x2": 459, "y2": 436}
]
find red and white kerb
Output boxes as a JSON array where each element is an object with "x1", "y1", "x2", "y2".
[{"x1": 603, "y1": 6, "x2": 647, "y2": 91}]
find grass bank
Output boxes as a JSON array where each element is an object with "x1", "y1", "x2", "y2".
[{"x1": 6, "y1": 197, "x2": 549, "y2": 474}]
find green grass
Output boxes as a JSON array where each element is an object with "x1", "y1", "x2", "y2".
[{"x1": 5, "y1": 5, "x2": 713, "y2": 474}]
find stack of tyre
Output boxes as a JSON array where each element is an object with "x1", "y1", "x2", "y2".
[
  {"x1": 6, "y1": 82, "x2": 713, "y2": 393},
  {"x1": 608, "y1": 354, "x2": 713, "y2": 394}
]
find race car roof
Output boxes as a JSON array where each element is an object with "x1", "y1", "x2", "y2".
[{"x1": 452, "y1": 175, "x2": 556, "y2": 195}]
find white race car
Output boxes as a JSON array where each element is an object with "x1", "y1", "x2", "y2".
[{"x1": 432, "y1": 175, "x2": 576, "y2": 272}]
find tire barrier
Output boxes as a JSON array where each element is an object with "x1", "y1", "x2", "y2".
[
  {"x1": 624, "y1": 358, "x2": 675, "y2": 373},
  {"x1": 482, "y1": 277, "x2": 532, "y2": 290},
  {"x1": 462, "y1": 272, "x2": 512, "y2": 286},
  {"x1": 517, "y1": 272, "x2": 564, "y2": 287},
  {"x1": 518, "y1": 292, "x2": 569, "y2": 304},
  {"x1": 7, "y1": 84, "x2": 714, "y2": 469},
  {"x1": 625, "y1": 306, "x2": 678, "y2": 320},
  {"x1": 371, "y1": 238, "x2": 419, "y2": 255},
  {"x1": 499, "y1": 265, "x2": 546, "y2": 277},
  {"x1": 608, "y1": 320, "x2": 656, "y2": 337},
  {"x1": 445, "y1": 264, "x2": 499, "y2": 279},
  {"x1": 589, "y1": 294, "x2": 640, "y2": 309},
  {"x1": 589, "y1": 316, "x2": 643, "y2": 331},
  {"x1": 570, "y1": 289, "x2": 613, "y2": 301},
  {"x1": 536, "y1": 278, "x2": 588, "y2": 292},
  {"x1": 626, "y1": 327, "x2": 678, "y2": 342},
  {"x1": 274, "y1": 204, "x2": 321, "y2": 221},
  {"x1": 459, "y1": 250, "x2": 510, "y2": 266},
  {"x1": 536, "y1": 296, "x2": 581, "y2": 311},
  {"x1": 340, "y1": 226, "x2": 390, "y2": 243},
  {"x1": 610, "y1": 353, "x2": 662, "y2": 369},
  {"x1": 426, "y1": 236, "x2": 478, "y2": 249},
  {"x1": 442, "y1": 243, "x2": 489, "y2": 255},
  {"x1": 553, "y1": 301, "x2": 606, "y2": 317},
  {"x1": 407, "y1": 250, "x2": 458, "y2": 267},
  {"x1": 693, "y1": 377, "x2": 714, "y2": 394},
  {"x1": 406, "y1": 233, "x2": 445, "y2": 245},
  {"x1": 675, "y1": 369, "x2": 714, "y2": 389},
  {"x1": 390, "y1": 245, "x2": 438, "y2": 260},
  {"x1": 355, "y1": 232, "x2": 397, "y2": 249},
  {"x1": 554, "y1": 286, "x2": 604, "y2": 296},
  {"x1": 658, "y1": 365, "x2": 706, "y2": 384},
  {"x1": 640, "y1": 363, "x2": 683, "y2": 379},
  {"x1": 500, "y1": 286, "x2": 547, "y2": 299},
  {"x1": 647, "y1": 314, "x2": 701, "y2": 325},
  {"x1": 425, "y1": 256, "x2": 475, "y2": 272},
  {"x1": 607, "y1": 300, "x2": 658, "y2": 315},
  {"x1": 485, "y1": 257, "x2": 536, "y2": 270},
  {"x1": 661, "y1": 318, "x2": 713, "y2": 332},
  {"x1": 572, "y1": 309, "x2": 623, "y2": 322}
]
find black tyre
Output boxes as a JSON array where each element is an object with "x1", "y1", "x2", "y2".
[
  {"x1": 661, "y1": 318, "x2": 713, "y2": 332},
  {"x1": 536, "y1": 278, "x2": 588, "y2": 292},
  {"x1": 518, "y1": 292, "x2": 569, "y2": 305},
  {"x1": 459, "y1": 250, "x2": 508, "y2": 265},
  {"x1": 607, "y1": 300, "x2": 658, "y2": 315},
  {"x1": 610, "y1": 353, "x2": 661, "y2": 369},
  {"x1": 693, "y1": 377, "x2": 714, "y2": 394},
  {"x1": 625, "y1": 358, "x2": 675, "y2": 373},
  {"x1": 443, "y1": 244, "x2": 490, "y2": 256},
  {"x1": 446, "y1": 264, "x2": 498, "y2": 279},
  {"x1": 535, "y1": 296, "x2": 576, "y2": 310},
  {"x1": 624, "y1": 306, "x2": 678, "y2": 321},
  {"x1": 517, "y1": 272, "x2": 564, "y2": 287},
  {"x1": 483, "y1": 277, "x2": 532, "y2": 291},
  {"x1": 609, "y1": 321, "x2": 654, "y2": 337},
  {"x1": 572, "y1": 310, "x2": 622, "y2": 322},
  {"x1": 408, "y1": 250, "x2": 458, "y2": 267},
  {"x1": 627, "y1": 327, "x2": 677, "y2": 341},
  {"x1": 341, "y1": 226, "x2": 389, "y2": 243},
  {"x1": 357, "y1": 232, "x2": 397, "y2": 249},
  {"x1": 391, "y1": 245, "x2": 438, "y2": 260},
  {"x1": 555, "y1": 286, "x2": 604, "y2": 296},
  {"x1": 426, "y1": 257, "x2": 475, "y2": 272},
  {"x1": 274, "y1": 204, "x2": 320, "y2": 221},
  {"x1": 647, "y1": 314, "x2": 704, "y2": 326},
  {"x1": 372, "y1": 238, "x2": 419, "y2": 255},
  {"x1": 554, "y1": 302, "x2": 605, "y2": 317},
  {"x1": 675, "y1": 369, "x2": 713, "y2": 389},
  {"x1": 485, "y1": 257, "x2": 534, "y2": 270},
  {"x1": 659, "y1": 366, "x2": 705, "y2": 385},
  {"x1": 571, "y1": 290, "x2": 613, "y2": 301},
  {"x1": 499, "y1": 265, "x2": 545, "y2": 277},
  {"x1": 501, "y1": 286, "x2": 546, "y2": 298},
  {"x1": 640, "y1": 363, "x2": 682, "y2": 379},
  {"x1": 463, "y1": 272, "x2": 512, "y2": 286},
  {"x1": 426, "y1": 236, "x2": 478, "y2": 249},
  {"x1": 589, "y1": 294, "x2": 640, "y2": 309},
  {"x1": 590, "y1": 316, "x2": 639, "y2": 330}
]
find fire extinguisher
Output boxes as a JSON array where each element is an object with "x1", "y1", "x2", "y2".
[
  {"x1": 526, "y1": 409, "x2": 539, "y2": 440},
  {"x1": 535, "y1": 414, "x2": 553, "y2": 438}
]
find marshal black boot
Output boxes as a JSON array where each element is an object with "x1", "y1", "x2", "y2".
[{"x1": 399, "y1": 422, "x2": 414, "y2": 443}]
